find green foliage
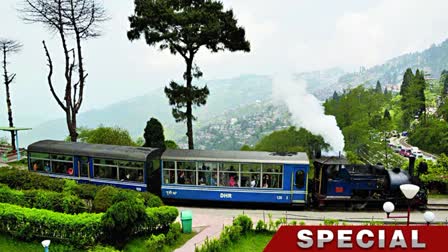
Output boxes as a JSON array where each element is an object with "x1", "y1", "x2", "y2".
[
  {"x1": 101, "y1": 199, "x2": 148, "y2": 247},
  {"x1": 143, "y1": 118, "x2": 166, "y2": 148},
  {"x1": 93, "y1": 186, "x2": 120, "y2": 212},
  {"x1": 145, "y1": 233, "x2": 166, "y2": 251},
  {"x1": 165, "y1": 140, "x2": 179, "y2": 149},
  {"x1": 420, "y1": 154, "x2": 448, "y2": 183},
  {"x1": 165, "y1": 222, "x2": 182, "y2": 245},
  {"x1": 233, "y1": 215, "x2": 253, "y2": 234},
  {"x1": 0, "y1": 202, "x2": 103, "y2": 247},
  {"x1": 75, "y1": 125, "x2": 137, "y2": 146},
  {"x1": 0, "y1": 184, "x2": 87, "y2": 214},
  {"x1": 408, "y1": 116, "x2": 448, "y2": 154},
  {"x1": 141, "y1": 191, "x2": 164, "y2": 208},
  {"x1": 323, "y1": 218, "x2": 339, "y2": 226},
  {"x1": 275, "y1": 217, "x2": 287, "y2": 229},
  {"x1": 251, "y1": 126, "x2": 329, "y2": 156},
  {"x1": 128, "y1": 0, "x2": 250, "y2": 149},
  {"x1": 0, "y1": 168, "x2": 65, "y2": 191},
  {"x1": 255, "y1": 220, "x2": 268, "y2": 232}
]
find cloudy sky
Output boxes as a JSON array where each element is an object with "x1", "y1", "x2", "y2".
[{"x1": 0, "y1": 0, "x2": 447, "y2": 127}]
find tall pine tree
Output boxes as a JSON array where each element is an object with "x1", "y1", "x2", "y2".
[{"x1": 375, "y1": 80, "x2": 382, "y2": 93}]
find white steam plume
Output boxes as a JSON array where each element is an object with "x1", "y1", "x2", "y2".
[{"x1": 272, "y1": 74, "x2": 344, "y2": 156}]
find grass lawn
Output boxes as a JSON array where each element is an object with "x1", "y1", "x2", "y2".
[
  {"x1": 0, "y1": 232, "x2": 197, "y2": 252},
  {"x1": 225, "y1": 232, "x2": 273, "y2": 252},
  {"x1": 124, "y1": 232, "x2": 197, "y2": 252}
]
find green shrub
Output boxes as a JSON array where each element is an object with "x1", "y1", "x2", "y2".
[
  {"x1": 101, "y1": 199, "x2": 148, "y2": 247},
  {"x1": 255, "y1": 220, "x2": 267, "y2": 232},
  {"x1": 72, "y1": 183, "x2": 100, "y2": 200},
  {"x1": 93, "y1": 186, "x2": 120, "y2": 212},
  {"x1": 0, "y1": 184, "x2": 26, "y2": 206},
  {"x1": 141, "y1": 191, "x2": 164, "y2": 207},
  {"x1": 233, "y1": 215, "x2": 253, "y2": 234},
  {"x1": 145, "y1": 233, "x2": 166, "y2": 251},
  {"x1": 166, "y1": 222, "x2": 181, "y2": 245},
  {"x1": 0, "y1": 202, "x2": 103, "y2": 247},
  {"x1": 0, "y1": 168, "x2": 65, "y2": 192}
]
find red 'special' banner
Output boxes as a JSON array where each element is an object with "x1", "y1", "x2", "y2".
[{"x1": 264, "y1": 225, "x2": 447, "y2": 251}]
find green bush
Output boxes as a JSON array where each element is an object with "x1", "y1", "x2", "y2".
[
  {"x1": 0, "y1": 168, "x2": 65, "y2": 192},
  {"x1": 233, "y1": 215, "x2": 253, "y2": 234},
  {"x1": 165, "y1": 222, "x2": 182, "y2": 245},
  {"x1": 145, "y1": 233, "x2": 166, "y2": 251},
  {"x1": 0, "y1": 184, "x2": 26, "y2": 206},
  {"x1": 72, "y1": 183, "x2": 100, "y2": 200},
  {"x1": 255, "y1": 220, "x2": 267, "y2": 232},
  {"x1": 141, "y1": 191, "x2": 164, "y2": 207},
  {"x1": 0, "y1": 184, "x2": 87, "y2": 214},
  {"x1": 101, "y1": 199, "x2": 148, "y2": 247},
  {"x1": 93, "y1": 186, "x2": 120, "y2": 212},
  {"x1": 0, "y1": 202, "x2": 103, "y2": 247}
]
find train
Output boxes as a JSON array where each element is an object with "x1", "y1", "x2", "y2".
[{"x1": 26, "y1": 140, "x2": 427, "y2": 208}]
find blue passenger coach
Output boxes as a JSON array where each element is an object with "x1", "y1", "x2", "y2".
[
  {"x1": 27, "y1": 140, "x2": 161, "y2": 192},
  {"x1": 160, "y1": 149, "x2": 310, "y2": 205}
]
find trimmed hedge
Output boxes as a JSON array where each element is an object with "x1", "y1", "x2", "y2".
[
  {"x1": 0, "y1": 202, "x2": 103, "y2": 247},
  {"x1": 0, "y1": 202, "x2": 179, "y2": 248},
  {"x1": 0, "y1": 184, "x2": 87, "y2": 214},
  {"x1": 0, "y1": 168, "x2": 65, "y2": 192}
]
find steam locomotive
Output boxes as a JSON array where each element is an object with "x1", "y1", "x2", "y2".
[
  {"x1": 312, "y1": 155, "x2": 427, "y2": 209},
  {"x1": 27, "y1": 140, "x2": 427, "y2": 209}
]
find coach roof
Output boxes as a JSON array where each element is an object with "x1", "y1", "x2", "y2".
[
  {"x1": 161, "y1": 149, "x2": 309, "y2": 164},
  {"x1": 27, "y1": 140, "x2": 161, "y2": 162}
]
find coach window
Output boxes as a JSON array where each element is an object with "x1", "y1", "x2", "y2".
[
  {"x1": 220, "y1": 163, "x2": 239, "y2": 187},
  {"x1": 241, "y1": 163, "x2": 261, "y2": 188},
  {"x1": 198, "y1": 162, "x2": 218, "y2": 186},
  {"x1": 117, "y1": 161, "x2": 144, "y2": 182},
  {"x1": 51, "y1": 154, "x2": 74, "y2": 176},
  {"x1": 177, "y1": 161, "x2": 196, "y2": 185},
  {"x1": 262, "y1": 164, "x2": 283, "y2": 188},
  {"x1": 163, "y1": 161, "x2": 176, "y2": 184},
  {"x1": 93, "y1": 158, "x2": 118, "y2": 180},
  {"x1": 295, "y1": 170, "x2": 305, "y2": 189},
  {"x1": 29, "y1": 152, "x2": 50, "y2": 172}
]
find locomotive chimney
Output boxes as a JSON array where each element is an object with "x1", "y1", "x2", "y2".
[{"x1": 408, "y1": 156, "x2": 416, "y2": 177}]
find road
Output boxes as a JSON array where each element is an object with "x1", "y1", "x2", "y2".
[{"x1": 390, "y1": 137, "x2": 437, "y2": 161}]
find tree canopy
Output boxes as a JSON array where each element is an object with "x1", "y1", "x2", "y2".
[
  {"x1": 143, "y1": 118, "x2": 165, "y2": 148},
  {"x1": 127, "y1": 0, "x2": 250, "y2": 149},
  {"x1": 70, "y1": 126, "x2": 137, "y2": 146},
  {"x1": 242, "y1": 126, "x2": 329, "y2": 157}
]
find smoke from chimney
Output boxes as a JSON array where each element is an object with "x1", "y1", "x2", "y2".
[{"x1": 272, "y1": 74, "x2": 345, "y2": 156}]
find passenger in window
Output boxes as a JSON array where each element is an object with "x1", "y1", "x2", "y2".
[
  {"x1": 44, "y1": 163, "x2": 50, "y2": 172},
  {"x1": 178, "y1": 171, "x2": 185, "y2": 184},
  {"x1": 229, "y1": 175, "x2": 236, "y2": 187},
  {"x1": 263, "y1": 174, "x2": 270, "y2": 188},
  {"x1": 137, "y1": 171, "x2": 144, "y2": 182},
  {"x1": 210, "y1": 173, "x2": 217, "y2": 186},
  {"x1": 250, "y1": 176, "x2": 256, "y2": 188}
]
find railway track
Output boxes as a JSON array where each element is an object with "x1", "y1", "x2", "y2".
[{"x1": 426, "y1": 203, "x2": 448, "y2": 211}]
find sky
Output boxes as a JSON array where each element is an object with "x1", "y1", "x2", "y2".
[{"x1": 1, "y1": 0, "x2": 448, "y2": 128}]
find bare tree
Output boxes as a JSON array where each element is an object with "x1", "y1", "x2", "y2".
[
  {"x1": 0, "y1": 39, "x2": 22, "y2": 150},
  {"x1": 19, "y1": 0, "x2": 106, "y2": 142}
]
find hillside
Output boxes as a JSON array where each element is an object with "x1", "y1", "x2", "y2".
[
  {"x1": 20, "y1": 75, "x2": 274, "y2": 145},
  {"x1": 314, "y1": 39, "x2": 448, "y2": 99}
]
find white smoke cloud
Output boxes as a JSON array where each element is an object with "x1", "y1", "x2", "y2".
[{"x1": 272, "y1": 74, "x2": 344, "y2": 156}]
